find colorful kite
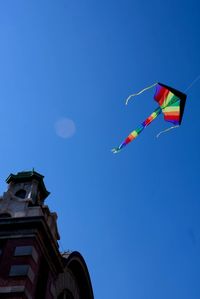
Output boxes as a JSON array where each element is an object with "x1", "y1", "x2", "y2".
[{"x1": 112, "y1": 83, "x2": 186, "y2": 153}]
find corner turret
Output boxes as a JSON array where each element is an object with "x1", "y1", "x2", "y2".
[{"x1": 6, "y1": 169, "x2": 50, "y2": 205}]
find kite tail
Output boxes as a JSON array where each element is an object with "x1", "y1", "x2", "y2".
[
  {"x1": 125, "y1": 82, "x2": 157, "y2": 105},
  {"x1": 156, "y1": 125, "x2": 179, "y2": 138},
  {"x1": 111, "y1": 147, "x2": 122, "y2": 154},
  {"x1": 112, "y1": 106, "x2": 162, "y2": 153}
]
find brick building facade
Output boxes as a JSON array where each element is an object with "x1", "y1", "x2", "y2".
[{"x1": 0, "y1": 170, "x2": 94, "y2": 299}]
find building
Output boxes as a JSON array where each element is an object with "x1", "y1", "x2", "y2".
[{"x1": 0, "y1": 170, "x2": 94, "y2": 299}]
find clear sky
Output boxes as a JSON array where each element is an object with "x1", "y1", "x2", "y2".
[{"x1": 0, "y1": 1, "x2": 199, "y2": 298}]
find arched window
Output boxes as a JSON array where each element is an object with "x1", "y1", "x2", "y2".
[{"x1": 15, "y1": 189, "x2": 26, "y2": 199}]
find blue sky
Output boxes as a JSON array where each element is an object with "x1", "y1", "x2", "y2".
[{"x1": 0, "y1": 1, "x2": 200, "y2": 298}]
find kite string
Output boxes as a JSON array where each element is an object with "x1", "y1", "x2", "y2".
[
  {"x1": 156, "y1": 125, "x2": 179, "y2": 138},
  {"x1": 125, "y1": 82, "x2": 157, "y2": 105},
  {"x1": 184, "y1": 74, "x2": 200, "y2": 92}
]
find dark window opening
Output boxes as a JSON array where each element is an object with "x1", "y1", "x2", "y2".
[
  {"x1": 9, "y1": 265, "x2": 29, "y2": 276},
  {"x1": 15, "y1": 189, "x2": 26, "y2": 199},
  {"x1": 58, "y1": 289, "x2": 74, "y2": 299},
  {"x1": 0, "y1": 213, "x2": 11, "y2": 218}
]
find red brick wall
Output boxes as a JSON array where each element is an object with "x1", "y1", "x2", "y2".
[{"x1": 0, "y1": 237, "x2": 50, "y2": 298}]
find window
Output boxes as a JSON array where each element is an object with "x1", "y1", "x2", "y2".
[
  {"x1": 57, "y1": 289, "x2": 74, "y2": 299},
  {"x1": 9, "y1": 265, "x2": 29, "y2": 276},
  {"x1": 9, "y1": 265, "x2": 35, "y2": 283},
  {"x1": 0, "y1": 213, "x2": 11, "y2": 218},
  {"x1": 15, "y1": 189, "x2": 26, "y2": 199},
  {"x1": 14, "y1": 246, "x2": 38, "y2": 263}
]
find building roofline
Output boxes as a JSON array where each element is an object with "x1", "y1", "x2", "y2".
[
  {"x1": 63, "y1": 251, "x2": 94, "y2": 299},
  {"x1": 6, "y1": 170, "x2": 50, "y2": 199}
]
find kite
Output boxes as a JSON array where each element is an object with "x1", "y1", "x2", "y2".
[{"x1": 112, "y1": 82, "x2": 186, "y2": 153}]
